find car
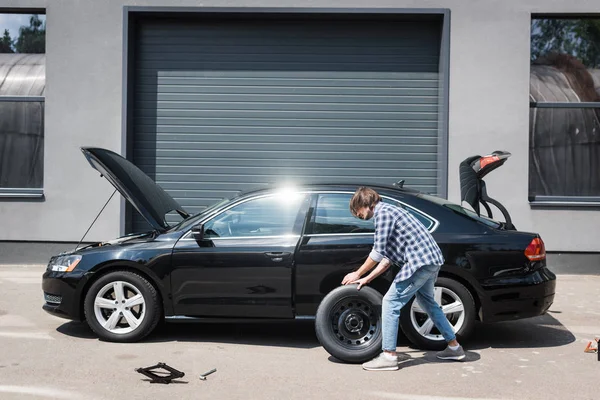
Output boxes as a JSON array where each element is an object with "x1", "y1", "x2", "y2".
[{"x1": 42, "y1": 147, "x2": 556, "y2": 363}]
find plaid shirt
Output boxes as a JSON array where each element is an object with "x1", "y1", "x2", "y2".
[{"x1": 369, "y1": 202, "x2": 444, "y2": 282}]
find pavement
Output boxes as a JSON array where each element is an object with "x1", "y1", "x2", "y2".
[{"x1": 0, "y1": 264, "x2": 599, "y2": 400}]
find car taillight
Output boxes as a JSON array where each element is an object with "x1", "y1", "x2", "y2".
[
  {"x1": 479, "y1": 155, "x2": 501, "y2": 169},
  {"x1": 525, "y1": 237, "x2": 546, "y2": 261}
]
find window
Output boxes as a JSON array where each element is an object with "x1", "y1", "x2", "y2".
[
  {"x1": 0, "y1": 12, "x2": 46, "y2": 197},
  {"x1": 203, "y1": 194, "x2": 306, "y2": 238},
  {"x1": 529, "y1": 17, "x2": 600, "y2": 205},
  {"x1": 307, "y1": 193, "x2": 436, "y2": 234},
  {"x1": 419, "y1": 193, "x2": 500, "y2": 228},
  {"x1": 310, "y1": 194, "x2": 375, "y2": 234},
  {"x1": 395, "y1": 200, "x2": 436, "y2": 230}
]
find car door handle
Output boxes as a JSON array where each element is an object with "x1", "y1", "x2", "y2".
[{"x1": 264, "y1": 252, "x2": 291, "y2": 262}]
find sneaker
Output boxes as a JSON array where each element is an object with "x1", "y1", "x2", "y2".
[
  {"x1": 362, "y1": 353, "x2": 399, "y2": 371},
  {"x1": 436, "y1": 345, "x2": 466, "y2": 361}
]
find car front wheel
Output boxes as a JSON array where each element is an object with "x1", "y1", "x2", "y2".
[
  {"x1": 400, "y1": 277, "x2": 475, "y2": 350},
  {"x1": 84, "y1": 270, "x2": 161, "y2": 342},
  {"x1": 315, "y1": 285, "x2": 383, "y2": 363}
]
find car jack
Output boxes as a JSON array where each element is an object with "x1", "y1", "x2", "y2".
[
  {"x1": 135, "y1": 362, "x2": 185, "y2": 384},
  {"x1": 584, "y1": 338, "x2": 600, "y2": 361}
]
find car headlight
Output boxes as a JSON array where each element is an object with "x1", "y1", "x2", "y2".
[{"x1": 48, "y1": 255, "x2": 82, "y2": 272}]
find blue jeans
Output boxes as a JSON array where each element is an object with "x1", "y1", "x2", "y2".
[{"x1": 381, "y1": 264, "x2": 456, "y2": 351}]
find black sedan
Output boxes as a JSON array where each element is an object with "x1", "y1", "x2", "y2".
[{"x1": 42, "y1": 147, "x2": 556, "y2": 363}]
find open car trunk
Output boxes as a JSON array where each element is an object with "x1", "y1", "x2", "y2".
[{"x1": 459, "y1": 151, "x2": 515, "y2": 230}]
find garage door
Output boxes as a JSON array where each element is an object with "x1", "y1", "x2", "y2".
[{"x1": 131, "y1": 15, "x2": 443, "y2": 232}]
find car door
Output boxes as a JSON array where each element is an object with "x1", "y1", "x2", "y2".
[
  {"x1": 171, "y1": 192, "x2": 310, "y2": 318},
  {"x1": 294, "y1": 192, "x2": 438, "y2": 316},
  {"x1": 294, "y1": 192, "x2": 378, "y2": 315}
]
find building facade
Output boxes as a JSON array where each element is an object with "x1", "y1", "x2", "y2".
[{"x1": 1, "y1": 0, "x2": 599, "y2": 253}]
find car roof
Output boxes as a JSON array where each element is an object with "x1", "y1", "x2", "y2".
[{"x1": 236, "y1": 182, "x2": 422, "y2": 199}]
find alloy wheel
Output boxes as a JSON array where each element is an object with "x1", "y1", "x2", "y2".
[
  {"x1": 93, "y1": 280, "x2": 146, "y2": 334},
  {"x1": 409, "y1": 286, "x2": 465, "y2": 341}
]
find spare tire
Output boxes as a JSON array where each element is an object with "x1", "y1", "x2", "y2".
[{"x1": 315, "y1": 285, "x2": 383, "y2": 363}]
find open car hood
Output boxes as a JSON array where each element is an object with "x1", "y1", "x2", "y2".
[{"x1": 81, "y1": 147, "x2": 189, "y2": 232}]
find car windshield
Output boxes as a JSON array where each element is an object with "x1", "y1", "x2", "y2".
[
  {"x1": 418, "y1": 193, "x2": 502, "y2": 229},
  {"x1": 167, "y1": 198, "x2": 230, "y2": 232}
]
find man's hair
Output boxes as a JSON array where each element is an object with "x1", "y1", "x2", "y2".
[{"x1": 349, "y1": 187, "x2": 381, "y2": 216}]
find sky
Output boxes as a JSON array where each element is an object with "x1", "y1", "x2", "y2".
[{"x1": 0, "y1": 13, "x2": 45, "y2": 40}]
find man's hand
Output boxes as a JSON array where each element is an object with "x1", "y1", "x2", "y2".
[
  {"x1": 352, "y1": 277, "x2": 370, "y2": 290},
  {"x1": 347, "y1": 258, "x2": 389, "y2": 290},
  {"x1": 342, "y1": 271, "x2": 361, "y2": 285}
]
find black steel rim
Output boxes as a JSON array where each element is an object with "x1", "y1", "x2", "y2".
[{"x1": 329, "y1": 296, "x2": 380, "y2": 350}]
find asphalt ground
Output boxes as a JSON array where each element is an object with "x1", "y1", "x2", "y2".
[{"x1": 0, "y1": 264, "x2": 598, "y2": 400}]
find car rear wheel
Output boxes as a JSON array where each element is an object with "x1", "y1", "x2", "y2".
[
  {"x1": 84, "y1": 270, "x2": 161, "y2": 342},
  {"x1": 400, "y1": 277, "x2": 475, "y2": 350},
  {"x1": 315, "y1": 285, "x2": 383, "y2": 363}
]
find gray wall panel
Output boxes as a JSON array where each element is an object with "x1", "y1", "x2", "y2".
[
  {"x1": 132, "y1": 16, "x2": 441, "y2": 231},
  {"x1": 1, "y1": 1, "x2": 598, "y2": 252}
]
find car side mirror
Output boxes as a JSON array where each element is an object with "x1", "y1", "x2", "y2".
[{"x1": 191, "y1": 223, "x2": 205, "y2": 241}]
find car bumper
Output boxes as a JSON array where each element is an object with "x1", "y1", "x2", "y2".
[
  {"x1": 42, "y1": 270, "x2": 88, "y2": 321},
  {"x1": 479, "y1": 267, "x2": 556, "y2": 323}
]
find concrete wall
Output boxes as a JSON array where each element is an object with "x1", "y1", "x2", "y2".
[{"x1": 0, "y1": 0, "x2": 599, "y2": 251}]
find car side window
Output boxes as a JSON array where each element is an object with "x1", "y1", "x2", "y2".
[
  {"x1": 382, "y1": 198, "x2": 435, "y2": 231},
  {"x1": 203, "y1": 194, "x2": 305, "y2": 238},
  {"x1": 309, "y1": 194, "x2": 375, "y2": 234},
  {"x1": 306, "y1": 194, "x2": 435, "y2": 235}
]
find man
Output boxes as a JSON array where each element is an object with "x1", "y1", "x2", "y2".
[{"x1": 342, "y1": 187, "x2": 465, "y2": 371}]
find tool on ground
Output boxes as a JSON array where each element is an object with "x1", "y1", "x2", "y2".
[
  {"x1": 583, "y1": 338, "x2": 599, "y2": 361},
  {"x1": 135, "y1": 362, "x2": 185, "y2": 384},
  {"x1": 199, "y1": 368, "x2": 217, "y2": 380}
]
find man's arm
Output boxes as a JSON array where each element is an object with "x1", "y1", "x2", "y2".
[
  {"x1": 341, "y1": 256, "x2": 378, "y2": 285},
  {"x1": 369, "y1": 211, "x2": 394, "y2": 264},
  {"x1": 341, "y1": 208, "x2": 395, "y2": 285},
  {"x1": 352, "y1": 258, "x2": 391, "y2": 290}
]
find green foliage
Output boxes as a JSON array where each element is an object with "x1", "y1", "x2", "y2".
[
  {"x1": 0, "y1": 29, "x2": 14, "y2": 53},
  {"x1": 14, "y1": 15, "x2": 45, "y2": 54},
  {"x1": 531, "y1": 18, "x2": 600, "y2": 68}
]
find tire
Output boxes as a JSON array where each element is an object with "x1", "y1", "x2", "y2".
[
  {"x1": 84, "y1": 270, "x2": 161, "y2": 342},
  {"x1": 315, "y1": 285, "x2": 383, "y2": 363},
  {"x1": 400, "y1": 277, "x2": 475, "y2": 350}
]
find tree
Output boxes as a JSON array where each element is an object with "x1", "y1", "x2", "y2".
[
  {"x1": 531, "y1": 18, "x2": 600, "y2": 68},
  {"x1": 0, "y1": 29, "x2": 14, "y2": 53},
  {"x1": 573, "y1": 19, "x2": 600, "y2": 68},
  {"x1": 14, "y1": 15, "x2": 45, "y2": 54}
]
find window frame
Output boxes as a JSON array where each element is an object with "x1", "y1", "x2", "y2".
[
  {"x1": 0, "y1": 96, "x2": 45, "y2": 198},
  {"x1": 181, "y1": 190, "x2": 439, "y2": 240},
  {"x1": 529, "y1": 16, "x2": 600, "y2": 207},
  {"x1": 181, "y1": 192, "x2": 309, "y2": 241},
  {"x1": 307, "y1": 192, "x2": 377, "y2": 236},
  {"x1": 0, "y1": 9, "x2": 46, "y2": 197},
  {"x1": 528, "y1": 102, "x2": 600, "y2": 207},
  {"x1": 201, "y1": 192, "x2": 308, "y2": 239},
  {"x1": 303, "y1": 191, "x2": 439, "y2": 236}
]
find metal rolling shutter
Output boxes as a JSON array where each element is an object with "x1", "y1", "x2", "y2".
[{"x1": 132, "y1": 16, "x2": 442, "y2": 232}]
